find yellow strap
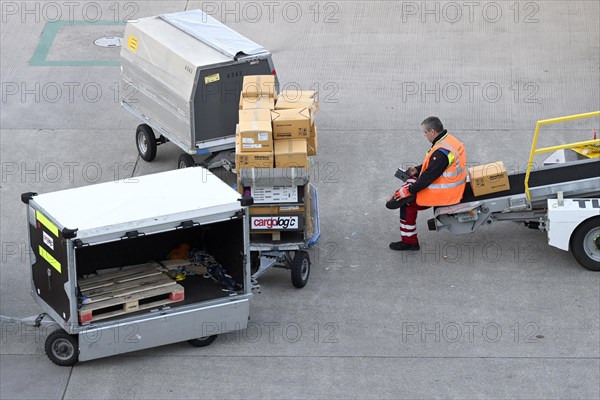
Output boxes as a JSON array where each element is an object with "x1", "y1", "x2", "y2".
[
  {"x1": 36, "y1": 210, "x2": 58, "y2": 237},
  {"x1": 39, "y1": 246, "x2": 61, "y2": 273}
]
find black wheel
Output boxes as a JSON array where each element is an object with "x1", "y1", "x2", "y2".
[
  {"x1": 188, "y1": 335, "x2": 217, "y2": 347},
  {"x1": 178, "y1": 153, "x2": 195, "y2": 169},
  {"x1": 136, "y1": 124, "x2": 157, "y2": 162},
  {"x1": 570, "y1": 217, "x2": 600, "y2": 271},
  {"x1": 45, "y1": 330, "x2": 78, "y2": 366},
  {"x1": 291, "y1": 251, "x2": 310, "y2": 288}
]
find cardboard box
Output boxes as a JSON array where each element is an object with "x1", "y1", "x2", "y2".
[
  {"x1": 275, "y1": 97, "x2": 317, "y2": 114},
  {"x1": 274, "y1": 139, "x2": 308, "y2": 169},
  {"x1": 307, "y1": 127, "x2": 318, "y2": 156},
  {"x1": 239, "y1": 108, "x2": 272, "y2": 122},
  {"x1": 271, "y1": 108, "x2": 312, "y2": 140},
  {"x1": 277, "y1": 90, "x2": 319, "y2": 112},
  {"x1": 242, "y1": 75, "x2": 276, "y2": 98},
  {"x1": 468, "y1": 161, "x2": 510, "y2": 196},
  {"x1": 238, "y1": 120, "x2": 273, "y2": 152},
  {"x1": 235, "y1": 136, "x2": 273, "y2": 167},
  {"x1": 241, "y1": 95, "x2": 275, "y2": 110}
]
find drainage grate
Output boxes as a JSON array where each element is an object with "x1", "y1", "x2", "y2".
[{"x1": 94, "y1": 37, "x2": 123, "y2": 48}]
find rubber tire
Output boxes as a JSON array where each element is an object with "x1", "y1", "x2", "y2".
[
  {"x1": 291, "y1": 251, "x2": 310, "y2": 288},
  {"x1": 45, "y1": 330, "x2": 78, "y2": 366},
  {"x1": 570, "y1": 216, "x2": 600, "y2": 271},
  {"x1": 178, "y1": 154, "x2": 195, "y2": 169},
  {"x1": 136, "y1": 124, "x2": 157, "y2": 162},
  {"x1": 188, "y1": 335, "x2": 217, "y2": 347}
]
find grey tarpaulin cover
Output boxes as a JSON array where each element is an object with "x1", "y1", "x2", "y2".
[{"x1": 160, "y1": 10, "x2": 267, "y2": 59}]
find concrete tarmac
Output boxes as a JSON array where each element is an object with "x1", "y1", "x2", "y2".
[{"x1": 1, "y1": 1, "x2": 599, "y2": 399}]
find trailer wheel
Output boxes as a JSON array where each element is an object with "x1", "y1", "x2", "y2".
[
  {"x1": 178, "y1": 154, "x2": 195, "y2": 169},
  {"x1": 188, "y1": 335, "x2": 217, "y2": 347},
  {"x1": 45, "y1": 330, "x2": 78, "y2": 366},
  {"x1": 136, "y1": 124, "x2": 157, "y2": 162},
  {"x1": 571, "y1": 217, "x2": 600, "y2": 271},
  {"x1": 291, "y1": 251, "x2": 310, "y2": 288}
]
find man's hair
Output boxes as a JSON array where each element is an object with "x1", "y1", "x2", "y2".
[{"x1": 421, "y1": 117, "x2": 444, "y2": 133}]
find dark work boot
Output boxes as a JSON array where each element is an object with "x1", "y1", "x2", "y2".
[{"x1": 389, "y1": 241, "x2": 420, "y2": 251}]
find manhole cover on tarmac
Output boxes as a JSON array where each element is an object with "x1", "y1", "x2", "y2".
[{"x1": 94, "y1": 37, "x2": 123, "y2": 47}]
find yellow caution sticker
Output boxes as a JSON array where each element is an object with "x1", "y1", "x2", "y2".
[
  {"x1": 36, "y1": 210, "x2": 58, "y2": 237},
  {"x1": 127, "y1": 35, "x2": 138, "y2": 53},
  {"x1": 205, "y1": 73, "x2": 220, "y2": 84},
  {"x1": 39, "y1": 246, "x2": 61, "y2": 273}
]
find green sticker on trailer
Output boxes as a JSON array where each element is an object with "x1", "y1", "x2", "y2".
[{"x1": 205, "y1": 73, "x2": 220, "y2": 84}]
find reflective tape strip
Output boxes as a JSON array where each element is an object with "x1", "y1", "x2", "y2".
[
  {"x1": 401, "y1": 231, "x2": 418, "y2": 237},
  {"x1": 36, "y1": 210, "x2": 58, "y2": 237},
  {"x1": 428, "y1": 179, "x2": 466, "y2": 189},
  {"x1": 437, "y1": 140, "x2": 466, "y2": 178},
  {"x1": 442, "y1": 167, "x2": 466, "y2": 178},
  {"x1": 39, "y1": 246, "x2": 61, "y2": 273},
  {"x1": 400, "y1": 223, "x2": 416, "y2": 230}
]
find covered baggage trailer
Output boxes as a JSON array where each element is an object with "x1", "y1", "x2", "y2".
[
  {"x1": 21, "y1": 167, "x2": 253, "y2": 365},
  {"x1": 120, "y1": 10, "x2": 277, "y2": 168}
]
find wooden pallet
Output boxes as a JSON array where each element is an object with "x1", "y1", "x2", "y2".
[{"x1": 78, "y1": 267, "x2": 184, "y2": 324}]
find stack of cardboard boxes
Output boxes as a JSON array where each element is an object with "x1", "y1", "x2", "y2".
[{"x1": 235, "y1": 76, "x2": 319, "y2": 240}]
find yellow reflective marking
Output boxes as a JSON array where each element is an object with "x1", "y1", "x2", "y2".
[
  {"x1": 447, "y1": 152, "x2": 455, "y2": 165},
  {"x1": 36, "y1": 210, "x2": 58, "y2": 237},
  {"x1": 127, "y1": 35, "x2": 138, "y2": 53},
  {"x1": 205, "y1": 73, "x2": 220, "y2": 84},
  {"x1": 39, "y1": 246, "x2": 61, "y2": 273}
]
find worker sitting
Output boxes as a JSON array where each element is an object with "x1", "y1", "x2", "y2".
[{"x1": 388, "y1": 116, "x2": 467, "y2": 251}]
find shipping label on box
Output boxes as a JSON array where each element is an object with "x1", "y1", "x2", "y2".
[
  {"x1": 242, "y1": 75, "x2": 276, "y2": 99},
  {"x1": 238, "y1": 120, "x2": 273, "y2": 152},
  {"x1": 271, "y1": 108, "x2": 312, "y2": 139},
  {"x1": 468, "y1": 161, "x2": 510, "y2": 196},
  {"x1": 239, "y1": 108, "x2": 272, "y2": 122},
  {"x1": 251, "y1": 186, "x2": 299, "y2": 203},
  {"x1": 236, "y1": 152, "x2": 273, "y2": 168},
  {"x1": 274, "y1": 139, "x2": 308, "y2": 169},
  {"x1": 241, "y1": 95, "x2": 275, "y2": 110}
]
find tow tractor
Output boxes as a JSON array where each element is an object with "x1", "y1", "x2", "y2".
[{"x1": 428, "y1": 111, "x2": 600, "y2": 271}]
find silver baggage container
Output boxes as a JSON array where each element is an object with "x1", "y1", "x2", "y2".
[{"x1": 120, "y1": 10, "x2": 277, "y2": 163}]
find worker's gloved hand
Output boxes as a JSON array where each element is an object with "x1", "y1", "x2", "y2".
[
  {"x1": 393, "y1": 186, "x2": 411, "y2": 200},
  {"x1": 386, "y1": 186, "x2": 414, "y2": 210}
]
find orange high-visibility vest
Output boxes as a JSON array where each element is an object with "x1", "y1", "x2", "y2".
[{"x1": 416, "y1": 133, "x2": 467, "y2": 206}]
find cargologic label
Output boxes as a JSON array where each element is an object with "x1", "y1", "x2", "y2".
[{"x1": 251, "y1": 216, "x2": 299, "y2": 230}]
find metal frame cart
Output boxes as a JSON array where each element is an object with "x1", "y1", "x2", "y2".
[
  {"x1": 120, "y1": 9, "x2": 278, "y2": 169},
  {"x1": 239, "y1": 168, "x2": 321, "y2": 288},
  {"x1": 19, "y1": 167, "x2": 254, "y2": 365},
  {"x1": 428, "y1": 111, "x2": 600, "y2": 271}
]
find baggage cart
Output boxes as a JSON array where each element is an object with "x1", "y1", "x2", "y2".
[{"x1": 238, "y1": 168, "x2": 321, "y2": 288}]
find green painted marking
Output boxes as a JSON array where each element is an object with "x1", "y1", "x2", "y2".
[{"x1": 30, "y1": 20, "x2": 124, "y2": 67}]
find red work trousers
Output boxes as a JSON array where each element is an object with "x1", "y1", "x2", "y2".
[{"x1": 399, "y1": 202, "x2": 430, "y2": 244}]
